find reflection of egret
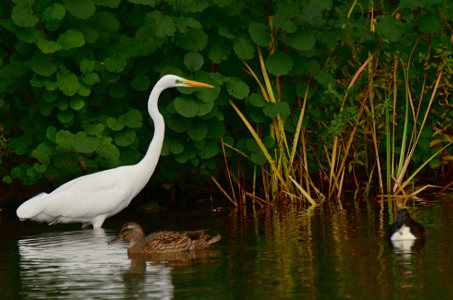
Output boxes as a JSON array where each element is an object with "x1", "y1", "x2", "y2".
[
  {"x1": 16, "y1": 75, "x2": 214, "y2": 228},
  {"x1": 18, "y1": 229, "x2": 173, "y2": 299}
]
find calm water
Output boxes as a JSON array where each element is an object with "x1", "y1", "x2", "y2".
[{"x1": 1, "y1": 195, "x2": 453, "y2": 299}]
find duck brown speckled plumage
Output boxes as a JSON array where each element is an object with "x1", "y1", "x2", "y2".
[{"x1": 108, "y1": 222, "x2": 221, "y2": 255}]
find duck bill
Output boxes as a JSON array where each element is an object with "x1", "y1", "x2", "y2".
[
  {"x1": 183, "y1": 80, "x2": 214, "y2": 89},
  {"x1": 108, "y1": 235, "x2": 122, "y2": 245}
]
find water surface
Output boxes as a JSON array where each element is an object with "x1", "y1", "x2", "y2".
[{"x1": 1, "y1": 195, "x2": 453, "y2": 299}]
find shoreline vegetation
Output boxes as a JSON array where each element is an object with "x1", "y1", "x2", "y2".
[{"x1": 0, "y1": 1, "x2": 452, "y2": 211}]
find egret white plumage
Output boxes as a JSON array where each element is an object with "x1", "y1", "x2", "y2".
[{"x1": 16, "y1": 75, "x2": 214, "y2": 228}]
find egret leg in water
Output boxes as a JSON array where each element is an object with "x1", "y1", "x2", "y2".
[{"x1": 16, "y1": 75, "x2": 214, "y2": 228}]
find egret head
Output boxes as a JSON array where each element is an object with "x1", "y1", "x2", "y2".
[{"x1": 161, "y1": 74, "x2": 214, "y2": 89}]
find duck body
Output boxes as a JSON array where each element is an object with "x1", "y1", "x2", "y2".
[
  {"x1": 388, "y1": 209, "x2": 426, "y2": 241},
  {"x1": 109, "y1": 222, "x2": 221, "y2": 255}
]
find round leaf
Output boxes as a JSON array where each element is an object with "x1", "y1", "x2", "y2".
[
  {"x1": 106, "y1": 117, "x2": 125, "y2": 131},
  {"x1": 31, "y1": 53, "x2": 57, "y2": 77},
  {"x1": 72, "y1": 132, "x2": 100, "y2": 153},
  {"x1": 233, "y1": 35, "x2": 255, "y2": 60},
  {"x1": 184, "y1": 52, "x2": 204, "y2": 72},
  {"x1": 248, "y1": 22, "x2": 271, "y2": 46},
  {"x1": 131, "y1": 74, "x2": 150, "y2": 91},
  {"x1": 225, "y1": 78, "x2": 249, "y2": 100},
  {"x1": 187, "y1": 122, "x2": 208, "y2": 141},
  {"x1": 289, "y1": 32, "x2": 316, "y2": 51},
  {"x1": 174, "y1": 96, "x2": 199, "y2": 118},
  {"x1": 121, "y1": 109, "x2": 143, "y2": 128},
  {"x1": 57, "y1": 29, "x2": 85, "y2": 50},
  {"x1": 63, "y1": 0, "x2": 96, "y2": 19},
  {"x1": 12, "y1": 5, "x2": 38, "y2": 28},
  {"x1": 70, "y1": 97, "x2": 85, "y2": 111},
  {"x1": 114, "y1": 129, "x2": 136, "y2": 147},
  {"x1": 57, "y1": 110, "x2": 74, "y2": 124},
  {"x1": 265, "y1": 51, "x2": 293, "y2": 76}
]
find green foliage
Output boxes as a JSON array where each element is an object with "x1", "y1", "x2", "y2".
[{"x1": 0, "y1": 0, "x2": 451, "y2": 199}]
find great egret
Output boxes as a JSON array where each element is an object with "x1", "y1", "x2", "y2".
[{"x1": 16, "y1": 75, "x2": 214, "y2": 228}]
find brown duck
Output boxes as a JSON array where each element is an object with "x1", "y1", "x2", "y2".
[{"x1": 108, "y1": 222, "x2": 221, "y2": 255}]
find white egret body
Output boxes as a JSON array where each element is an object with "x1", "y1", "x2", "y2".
[{"x1": 16, "y1": 75, "x2": 214, "y2": 228}]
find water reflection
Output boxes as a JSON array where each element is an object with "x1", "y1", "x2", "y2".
[{"x1": 18, "y1": 229, "x2": 173, "y2": 299}]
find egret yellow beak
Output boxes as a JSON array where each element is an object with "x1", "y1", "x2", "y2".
[{"x1": 183, "y1": 80, "x2": 214, "y2": 89}]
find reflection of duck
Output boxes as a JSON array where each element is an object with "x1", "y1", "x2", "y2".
[
  {"x1": 388, "y1": 209, "x2": 427, "y2": 241},
  {"x1": 109, "y1": 222, "x2": 221, "y2": 255}
]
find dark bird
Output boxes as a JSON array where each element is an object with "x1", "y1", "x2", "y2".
[
  {"x1": 108, "y1": 222, "x2": 221, "y2": 255},
  {"x1": 387, "y1": 209, "x2": 426, "y2": 241}
]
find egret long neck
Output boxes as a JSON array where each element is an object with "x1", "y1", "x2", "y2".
[{"x1": 136, "y1": 82, "x2": 166, "y2": 180}]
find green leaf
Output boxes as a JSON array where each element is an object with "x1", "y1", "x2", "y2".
[
  {"x1": 70, "y1": 97, "x2": 85, "y2": 111},
  {"x1": 131, "y1": 74, "x2": 150, "y2": 91},
  {"x1": 218, "y1": 26, "x2": 235, "y2": 39},
  {"x1": 46, "y1": 126, "x2": 57, "y2": 142},
  {"x1": 31, "y1": 53, "x2": 57, "y2": 77},
  {"x1": 104, "y1": 56, "x2": 127, "y2": 73},
  {"x1": 187, "y1": 122, "x2": 208, "y2": 141},
  {"x1": 114, "y1": 129, "x2": 136, "y2": 146},
  {"x1": 3, "y1": 175, "x2": 13, "y2": 184},
  {"x1": 197, "y1": 140, "x2": 219, "y2": 159},
  {"x1": 31, "y1": 142, "x2": 55, "y2": 164},
  {"x1": 93, "y1": 11, "x2": 120, "y2": 32},
  {"x1": 80, "y1": 59, "x2": 95, "y2": 73},
  {"x1": 10, "y1": 136, "x2": 31, "y2": 155},
  {"x1": 263, "y1": 102, "x2": 279, "y2": 117},
  {"x1": 170, "y1": 140, "x2": 185, "y2": 154},
  {"x1": 226, "y1": 78, "x2": 249, "y2": 100},
  {"x1": 419, "y1": 14, "x2": 441, "y2": 34},
  {"x1": 247, "y1": 93, "x2": 266, "y2": 107},
  {"x1": 265, "y1": 51, "x2": 293, "y2": 76},
  {"x1": 96, "y1": 140, "x2": 120, "y2": 166},
  {"x1": 57, "y1": 71, "x2": 80, "y2": 96},
  {"x1": 107, "y1": 117, "x2": 125, "y2": 131},
  {"x1": 56, "y1": 130, "x2": 74, "y2": 150},
  {"x1": 57, "y1": 110, "x2": 74, "y2": 124},
  {"x1": 179, "y1": 29, "x2": 208, "y2": 51},
  {"x1": 184, "y1": 52, "x2": 204, "y2": 72},
  {"x1": 63, "y1": 0, "x2": 96, "y2": 19},
  {"x1": 72, "y1": 132, "x2": 100, "y2": 153},
  {"x1": 33, "y1": 163, "x2": 48, "y2": 174},
  {"x1": 375, "y1": 16, "x2": 405, "y2": 42},
  {"x1": 126, "y1": 0, "x2": 158, "y2": 5},
  {"x1": 289, "y1": 32, "x2": 316, "y2": 51},
  {"x1": 83, "y1": 72, "x2": 100, "y2": 85},
  {"x1": 208, "y1": 39, "x2": 231, "y2": 64},
  {"x1": 174, "y1": 96, "x2": 199, "y2": 118},
  {"x1": 154, "y1": 14, "x2": 176, "y2": 37},
  {"x1": 36, "y1": 36, "x2": 62, "y2": 54},
  {"x1": 121, "y1": 109, "x2": 143, "y2": 128},
  {"x1": 12, "y1": 5, "x2": 38, "y2": 28},
  {"x1": 43, "y1": 4, "x2": 66, "y2": 21},
  {"x1": 57, "y1": 29, "x2": 85, "y2": 50},
  {"x1": 233, "y1": 35, "x2": 255, "y2": 60},
  {"x1": 248, "y1": 22, "x2": 271, "y2": 46}
]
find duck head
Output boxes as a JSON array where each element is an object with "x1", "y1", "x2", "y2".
[
  {"x1": 395, "y1": 209, "x2": 412, "y2": 227},
  {"x1": 108, "y1": 222, "x2": 146, "y2": 247}
]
